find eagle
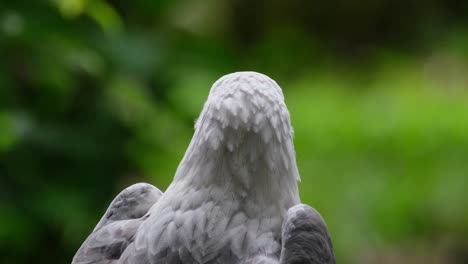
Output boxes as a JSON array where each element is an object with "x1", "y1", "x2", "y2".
[{"x1": 72, "y1": 72, "x2": 335, "y2": 264}]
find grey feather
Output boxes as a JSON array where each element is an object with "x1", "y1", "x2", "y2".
[
  {"x1": 280, "y1": 204, "x2": 336, "y2": 264},
  {"x1": 72, "y1": 183, "x2": 162, "y2": 264}
]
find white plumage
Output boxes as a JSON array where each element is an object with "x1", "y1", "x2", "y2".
[{"x1": 73, "y1": 72, "x2": 335, "y2": 264}]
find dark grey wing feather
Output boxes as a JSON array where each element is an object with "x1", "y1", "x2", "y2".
[
  {"x1": 280, "y1": 204, "x2": 335, "y2": 264},
  {"x1": 93, "y1": 183, "x2": 162, "y2": 232},
  {"x1": 73, "y1": 218, "x2": 144, "y2": 264},
  {"x1": 72, "y1": 183, "x2": 162, "y2": 264}
]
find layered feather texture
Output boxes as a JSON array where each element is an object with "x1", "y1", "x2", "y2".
[{"x1": 119, "y1": 72, "x2": 301, "y2": 263}]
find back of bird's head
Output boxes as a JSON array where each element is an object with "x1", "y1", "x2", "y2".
[{"x1": 195, "y1": 71, "x2": 294, "y2": 146}]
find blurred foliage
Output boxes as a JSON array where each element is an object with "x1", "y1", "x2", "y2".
[{"x1": 1, "y1": 0, "x2": 468, "y2": 263}]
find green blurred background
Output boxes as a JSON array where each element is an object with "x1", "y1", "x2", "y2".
[{"x1": 1, "y1": 0, "x2": 468, "y2": 263}]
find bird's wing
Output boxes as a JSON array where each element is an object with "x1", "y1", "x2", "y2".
[
  {"x1": 93, "y1": 183, "x2": 163, "y2": 232},
  {"x1": 72, "y1": 218, "x2": 145, "y2": 264},
  {"x1": 72, "y1": 183, "x2": 163, "y2": 264},
  {"x1": 280, "y1": 204, "x2": 335, "y2": 264}
]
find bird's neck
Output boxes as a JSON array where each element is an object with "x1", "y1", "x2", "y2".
[{"x1": 173, "y1": 124, "x2": 300, "y2": 213}]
